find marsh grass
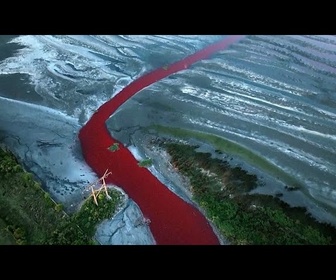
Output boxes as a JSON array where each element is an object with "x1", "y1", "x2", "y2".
[
  {"x1": 0, "y1": 147, "x2": 123, "y2": 245},
  {"x1": 160, "y1": 139, "x2": 336, "y2": 244}
]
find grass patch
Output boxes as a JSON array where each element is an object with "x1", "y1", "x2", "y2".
[
  {"x1": 0, "y1": 146, "x2": 124, "y2": 245},
  {"x1": 138, "y1": 158, "x2": 153, "y2": 168},
  {"x1": 108, "y1": 143, "x2": 120, "y2": 152},
  {"x1": 72, "y1": 189, "x2": 123, "y2": 238},
  {"x1": 160, "y1": 140, "x2": 336, "y2": 245}
]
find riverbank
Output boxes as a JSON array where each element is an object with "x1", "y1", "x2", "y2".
[
  {"x1": 0, "y1": 145, "x2": 124, "y2": 245},
  {"x1": 145, "y1": 136, "x2": 336, "y2": 244}
]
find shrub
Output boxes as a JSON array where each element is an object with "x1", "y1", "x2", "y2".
[
  {"x1": 55, "y1": 204, "x2": 63, "y2": 212},
  {"x1": 108, "y1": 143, "x2": 120, "y2": 152},
  {"x1": 138, "y1": 158, "x2": 153, "y2": 167}
]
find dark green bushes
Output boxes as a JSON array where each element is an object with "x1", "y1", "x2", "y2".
[{"x1": 162, "y1": 141, "x2": 336, "y2": 245}]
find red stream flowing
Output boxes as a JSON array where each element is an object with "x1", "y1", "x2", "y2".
[{"x1": 79, "y1": 35, "x2": 244, "y2": 245}]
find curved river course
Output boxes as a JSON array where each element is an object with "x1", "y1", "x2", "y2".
[{"x1": 79, "y1": 35, "x2": 244, "y2": 245}]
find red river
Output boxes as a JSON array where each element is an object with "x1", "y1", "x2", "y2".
[{"x1": 79, "y1": 35, "x2": 244, "y2": 245}]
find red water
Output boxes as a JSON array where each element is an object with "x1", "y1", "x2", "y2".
[{"x1": 79, "y1": 35, "x2": 244, "y2": 245}]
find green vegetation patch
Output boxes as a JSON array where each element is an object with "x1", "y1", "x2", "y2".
[
  {"x1": 108, "y1": 143, "x2": 120, "y2": 152},
  {"x1": 138, "y1": 158, "x2": 153, "y2": 168},
  {"x1": 0, "y1": 147, "x2": 124, "y2": 245},
  {"x1": 161, "y1": 141, "x2": 336, "y2": 245},
  {"x1": 0, "y1": 147, "x2": 71, "y2": 244},
  {"x1": 47, "y1": 188, "x2": 123, "y2": 245},
  {"x1": 72, "y1": 189, "x2": 123, "y2": 238}
]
